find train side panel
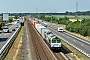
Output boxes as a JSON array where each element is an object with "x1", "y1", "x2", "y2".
[
  {"x1": 37, "y1": 25, "x2": 45, "y2": 34},
  {"x1": 35, "y1": 24, "x2": 42, "y2": 32},
  {"x1": 40, "y1": 27, "x2": 46, "y2": 34},
  {"x1": 41, "y1": 28, "x2": 49, "y2": 38},
  {"x1": 35, "y1": 23, "x2": 49, "y2": 38}
]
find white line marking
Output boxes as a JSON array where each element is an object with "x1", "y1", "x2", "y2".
[{"x1": 64, "y1": 32, "x2": 90, "y2": 45}]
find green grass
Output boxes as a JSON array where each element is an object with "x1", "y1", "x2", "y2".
[{"x1": 46, "y1": 15, "x2": 90, "y2": 19}]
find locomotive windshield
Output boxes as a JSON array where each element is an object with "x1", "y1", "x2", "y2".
[
  {"x1": 57, "y1": 40, "x2": 61, "y2": 43},
  {"x1": 52, "y1": 40, "x2": 56, "y2": 43},
  {"x1": 52, "y1": 40, "x2": 61, "y2": 43}
]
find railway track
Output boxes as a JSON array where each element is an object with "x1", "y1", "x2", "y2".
[
  {"x1": 27, "y1": 20, "x2": 67, "y2": 60},
  {"x1": 27, "y1": 21, "x2": 50, "y2": 60},
  {"x1": 53, "y1": 52, "x2": 66, "y2": 60}
]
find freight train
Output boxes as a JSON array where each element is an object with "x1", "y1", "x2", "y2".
[{"x1": 29, "y1": 18, "x2": 62, "y2": 51}]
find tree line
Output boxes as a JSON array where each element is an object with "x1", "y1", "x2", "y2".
[{"x1": 0, "y1": 10, "x2": 90, "y2": 16}]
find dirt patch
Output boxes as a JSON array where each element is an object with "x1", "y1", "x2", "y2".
[{"x1": 69, "y1": 19, "x2": 82, "y2": 22}]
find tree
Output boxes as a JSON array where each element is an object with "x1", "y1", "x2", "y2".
[
  {"x1": 65, "y1": 11, "x2": 69, "y2": 15},
  {"x1": 14, "y1": 14, "x2": 18, "y2": 19},
  {"x1": 80, "y1": 26, "x2": 89, "y2": 36},
  {"x1": 38, "y1": 14, "x2": 45, "y2": 19},
  {"x1": 0, "y1": 23, "x2": 2, "y2": 29},
  {"x1": 9, "y1": 17, "x2": 13, "y2": 22},
  {"x1": 63, "y1": 16, "x2": 69, "y2": 20},
  {"x1": 87, "y1": 26, "x2": 90, "y2": 36}
]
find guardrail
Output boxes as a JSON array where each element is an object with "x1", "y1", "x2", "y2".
[{"x1": 0, "y1": 25, "x2": 21, "y2": 60}]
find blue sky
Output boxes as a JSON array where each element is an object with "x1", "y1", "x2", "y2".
[{"x1": 0, "y1": 0, "x2": 90, "y2": 13}]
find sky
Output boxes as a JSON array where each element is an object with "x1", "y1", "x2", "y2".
[{"x1": 0, "y1": 0, "x2": 90, "y2": 13}]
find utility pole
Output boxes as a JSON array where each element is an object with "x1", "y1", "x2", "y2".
[
  {"x1": 36, "y1": 7, "x2": 38, "y2": 13},
  {"x1": 36, "y1": 7, "x2": 38, "y2": 17},
  {"x1": 76, "y1": 2, "x2": 78, "y2": 19},
  {"x1": 44, "y1": 9, "x2": 46, "y2": 16},
  {"x1": 36, "y1": 7, "x2": 39, "y2": 18}
]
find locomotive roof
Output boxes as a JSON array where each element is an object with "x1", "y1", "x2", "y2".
[{"x1": 46, "y1": 32, "x2": 56, "y2": 39}]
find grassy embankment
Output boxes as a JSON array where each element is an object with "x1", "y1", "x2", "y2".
[{"x1": 4, "y1": 26, "x2": 24, "y2": 60}]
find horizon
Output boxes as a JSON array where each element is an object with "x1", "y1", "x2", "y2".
[{"x1": 0, "y1": 10, "x2": 90, "y2": 14}]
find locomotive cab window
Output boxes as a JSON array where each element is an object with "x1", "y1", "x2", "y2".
[
  {"x1": 52, "y1": 40, "x2": 56, "y2": 43},
  {"x1": 57, "y1": 40, "x2": 60, "y2": 43}
]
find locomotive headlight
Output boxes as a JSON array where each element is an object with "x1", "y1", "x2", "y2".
[
  {"x1": 52, "y1": 43, "x2": 61, "y2": 47},
  {"x1": 59, "y1": 43, "x2": 61, "y2": 47},
  {"x1": 53, "y1": 44, "x2": 59, "y2": 47}
]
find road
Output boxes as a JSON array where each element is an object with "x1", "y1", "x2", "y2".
[{"x1": 0, "y1": 22, "x2": 21, "y2": 50}]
